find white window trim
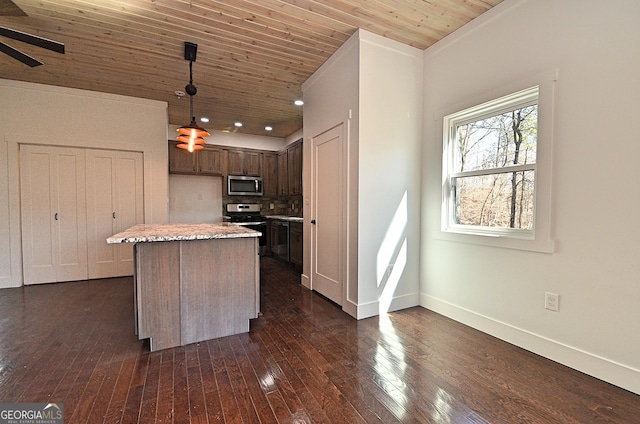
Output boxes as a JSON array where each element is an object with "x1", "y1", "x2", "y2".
[{"x1": 437, "y1": 70, "x2": 557, "y2": 253}]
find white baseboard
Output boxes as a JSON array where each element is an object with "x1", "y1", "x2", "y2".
[
  {"x1": 355, "y1": 292, "x2": 420, "y2": 320},
  {"x1": 343, "y1": 298, "x2": 358, "y2": 319},
  {"x1": 300, "y1": 273, "x2": 310, "y2": 289},
  {"x1": 420, "y1": 294, "x2": 640, "y2": 395}
]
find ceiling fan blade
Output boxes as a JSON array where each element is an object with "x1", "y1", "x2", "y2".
[
  {"x1": 0, "y1": 27, "x2": 64, "y2": 54},
  {"x1": 0, "y1": 41, "x2": 43, "y2": 67}
]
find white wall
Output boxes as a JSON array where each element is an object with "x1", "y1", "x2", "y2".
[
  {"x1": 285, "y1": 129, "x2": 303, "y2": 146},
  {"x1": 0, "y1": 79, "x2": 169, "y2": 288},
  {"x1": 302, "y1": 31, "x2": 360, "y2": 309},
  {"x1": 420, "y1": 0, "x2": 640, "y2": 394},
  {"x1": 303, "y1": 29, "x2": 423, "y2": 318},
  {"x1": 357, "y1": 32, "x2": 423, "y2": 317},
  {"x1": 169, "y1": 175, "x2": 223, "y2": 223}
]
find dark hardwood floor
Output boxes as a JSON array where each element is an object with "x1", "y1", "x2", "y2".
[{"x1": 0, "y1": 257, "x2": 638, "y2": 423}]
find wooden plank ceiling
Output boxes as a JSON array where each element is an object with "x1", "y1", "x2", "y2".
[{"x1": 0, "y1": 0, "x2": 502, "y2": 138}]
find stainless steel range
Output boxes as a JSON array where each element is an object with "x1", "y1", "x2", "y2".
[{"x1": 225, "y1": 203, "x2": 267, "y2": 255}]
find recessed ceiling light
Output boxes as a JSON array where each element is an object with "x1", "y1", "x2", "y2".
[
  {"x1": 294, "y1": 99, "x2": 304, "y2": 106},
  {"x1": 234, "y1": 122, "x2": 243, "y2": 127},
  {"x1": 265, "y1": 126, "x2": 273, "y2": 131},
  {"x1": 200, "y1": 117, "x2": 209, "y2": 123}
]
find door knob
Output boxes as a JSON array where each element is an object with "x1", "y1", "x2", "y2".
[{"x1": 311, "y1": 219, "x2": 316, "y2": 225}]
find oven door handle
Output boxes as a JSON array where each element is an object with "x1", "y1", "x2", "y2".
[{"x1": 234, "y1": 221, "x2": 267, "y2": 226}]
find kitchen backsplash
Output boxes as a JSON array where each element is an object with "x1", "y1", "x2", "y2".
[{"x1": 222, "y1": 195, "x2": 303, "y2": 217}]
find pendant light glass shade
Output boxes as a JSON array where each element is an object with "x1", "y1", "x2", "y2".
[
  {"x1": 177, "y1": 118, "x2": 210, "y2": 138},
  {"x1": 176, "y1": 134, "x2": 207, "y2": 145},
  {"x1": 176, "y1": 142, "x2": 204, "y2": 152}
]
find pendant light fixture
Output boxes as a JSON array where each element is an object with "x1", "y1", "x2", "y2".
[{"x1": 176, "y1": 41, "x2": 210, "y2": 152}]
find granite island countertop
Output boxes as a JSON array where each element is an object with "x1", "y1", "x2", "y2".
[{"x1": 107, "y1": 223, "x2": 261, "y2": 244}]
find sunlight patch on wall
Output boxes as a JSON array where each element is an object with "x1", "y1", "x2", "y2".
[{"x1": 377, "y1": 191, "x2": 408, "y2": 314}]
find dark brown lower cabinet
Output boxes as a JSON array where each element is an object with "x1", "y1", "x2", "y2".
[{"x1": 289, "y1": 222, "x2": 302, "y2": 268}]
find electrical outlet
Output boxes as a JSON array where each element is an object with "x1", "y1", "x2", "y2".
[{"x1": 545, "y1": 292, "x2": 559, "y2": 312}]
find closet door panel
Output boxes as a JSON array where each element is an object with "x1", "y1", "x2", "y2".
[
  {"x1": 20, "y1": 147, "x2": 56, "y2": 283},
  {"x1": 114, "y1": 152, "x2": 144, "y2": 275},
  {"x1": 86, "y1": 150, "x2": 143, "y2": 278},
  {"x1": 54, "y1": 152, "x2": 88, "y2": 282},
  {"x1": 86, "y1": 151, "x2": 117, "y2": 279}
]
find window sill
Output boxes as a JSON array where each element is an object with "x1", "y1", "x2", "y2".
[{"x1": 435, "y1": 230, "x2": 555, "y2": 253}]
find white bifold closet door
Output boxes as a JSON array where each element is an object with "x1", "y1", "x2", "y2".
[
  {"x1": 21, "y1": 145, "x2": 144, "y2": 284},
  {"x1": 86, "y1": 149, "x2": 144, "y2": 279},
  {"x1": 20, "y1": 145, "x2": 88, "y2": 285}
]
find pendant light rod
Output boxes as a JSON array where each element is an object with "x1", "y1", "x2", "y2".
[
  {"x1": 188, "y1": 60, "x2": 194, "y2": 121},
  {"x1": 177, "y1": 41, "x2": 210, "y2": 151}
]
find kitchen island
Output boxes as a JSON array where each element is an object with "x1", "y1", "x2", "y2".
[{"x1": 107, "y1": 223, "x2": 260, "y2": 351}]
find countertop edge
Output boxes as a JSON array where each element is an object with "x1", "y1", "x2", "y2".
[{"x1": 107, "y1": 223, "x2": 261, "y2": 244}]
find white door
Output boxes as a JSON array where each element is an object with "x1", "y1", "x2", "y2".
[
  {"x1": 20, "y1": 145, "x2": 88, "y2": 284},
  {"x1": 311, "y1": 124, "x2": 345, "y2": 304},
  {"x1": 86, "y1": 150, "x2": 143, "y2": 278}
]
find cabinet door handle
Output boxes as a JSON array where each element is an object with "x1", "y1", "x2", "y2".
[
  {"x1": 311, "y1": 219, "x2": 316, "y2": 225},
  {"x1": 113, "y1": 212, "x2": 116, "y2": 219},
  {"x1": 54, "y1": 213, "x2": 59, "y2": 221}
]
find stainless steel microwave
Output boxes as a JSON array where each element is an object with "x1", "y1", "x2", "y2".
[{"x1": 227, "y1": 175, "x2": 263, "y2": 196}]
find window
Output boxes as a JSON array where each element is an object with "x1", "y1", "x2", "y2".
[
  {"x1": 444, "y1": 86, "x2": 539, "y2": 239},
  {"x1": 440, "y1": 82, "x2": 555, "y2": 252}
]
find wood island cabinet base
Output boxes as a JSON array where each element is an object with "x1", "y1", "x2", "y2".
[{"x1": 134, "y1": 237, "x2": 259, "y2": 351}]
